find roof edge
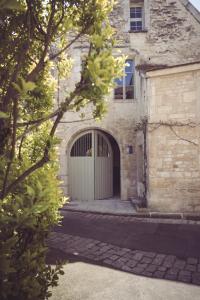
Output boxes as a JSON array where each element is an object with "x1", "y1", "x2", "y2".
[
  {"x1": 179, "y1": 0, "x2": 200, "y2": 24},
  {"x1": 145, "y1": 61, "x2": 200, "y2": 78}
]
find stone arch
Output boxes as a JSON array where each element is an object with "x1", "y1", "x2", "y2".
[
  {"x1": 59, "y1": 125, "x2": 122, "y2": 200},
  {"x1": 66, "y1": 125, "x2": 122, "y2": 156}
]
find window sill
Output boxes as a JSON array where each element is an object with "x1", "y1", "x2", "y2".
[
  {"x1": 113, "y1": 99, "x2": 136, "y2": 103},
  {"x1": 129, "y1": 29, "x2": 148, "y2": 33}
]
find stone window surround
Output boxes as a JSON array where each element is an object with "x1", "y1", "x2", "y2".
[
  {"x1": 129, "y1": 0, "x2": 145, "y2": 33},
  {"x1": 113, "y1": 58, "x2": 135, "y2": 101},
  {"x1": 113, "y1": 51, "x2": 142, "y2": 103}
]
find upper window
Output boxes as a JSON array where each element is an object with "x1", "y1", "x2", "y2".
[
  {"x1": 130, "y1": 4, "x2": 143, "y2": 31},
  {"x1": 114, "y1": 59, "x2": 134, "y2": 100}
]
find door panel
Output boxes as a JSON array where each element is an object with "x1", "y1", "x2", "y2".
[
  {"x1": 69, "y1": 132, "x2": 94, "y2": 201},
  {"x1": 69, "y1": 157, "x2": 94, "y2": 201},
  {"x1": 95, "y1": 157, "x2": 113, "y2": 199},
  {"x1": 94, "y1": 132, "x2": 113, "y2": 199}
]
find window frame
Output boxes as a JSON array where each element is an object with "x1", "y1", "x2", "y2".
[
  {"x1": 130, "y1": 3, "x2": 144, "y2": 32},
  {"x1": 114, "y1": 59, "x2": 135, "y2": 101}
]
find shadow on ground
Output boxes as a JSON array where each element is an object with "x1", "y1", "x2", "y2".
[{"x1": 46, "y1": 211, "x2": 200, "y2": 286}]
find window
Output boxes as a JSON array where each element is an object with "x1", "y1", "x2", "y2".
[
  {"x1": 130, "y1": 6, "x2": 143, "y2": 31},
  {"x1": 114, "y1": 59, "x2": 134, "y2": 100}
]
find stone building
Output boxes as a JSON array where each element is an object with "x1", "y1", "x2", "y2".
[{"x1": 57, "y1": 0, "x2": 200, "y2": 212}]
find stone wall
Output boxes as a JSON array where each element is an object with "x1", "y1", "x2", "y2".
[
  {"x1": 145, "y1": 63, "x2": 200, "y2": 212},
  {"x1": 130, "y1": 0, "x2": 200, "y2": 65}
]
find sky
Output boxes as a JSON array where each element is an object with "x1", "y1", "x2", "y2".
[{"x1": 190, "y1": 0, "x2": 200, "y2": 11}]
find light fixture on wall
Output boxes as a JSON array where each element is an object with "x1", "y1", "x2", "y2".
[{"x1": 126, "y1": 145, "x2": 133, "y2": 154}]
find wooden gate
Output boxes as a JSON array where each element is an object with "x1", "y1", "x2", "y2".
[{"x1": 69, "y1": 130, "x2": 113, "y2": 201}]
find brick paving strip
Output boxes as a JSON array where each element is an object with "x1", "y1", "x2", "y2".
[{"x1": 48, "y1": 231, "x2": 200, "y2": 286}]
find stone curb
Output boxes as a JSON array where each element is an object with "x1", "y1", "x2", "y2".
[{"x1": 61, "y1": 207, "x2": 200, "y2": 222}]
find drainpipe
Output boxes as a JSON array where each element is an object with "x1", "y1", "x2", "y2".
[
  {"x1": 143, "y1": 119, "x2": 147, "y2": 207},
  {"x1": 140, "y1": 71, "x2": 148, "y2": 207}
]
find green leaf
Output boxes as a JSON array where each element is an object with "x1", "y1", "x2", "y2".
[
  {"x1": 24, "y1": 81, "x2": 36, "y2": 92},
  {"x1": 0, "y1": 111, "x2": 9, "y2": 119},
  {"x1": 26, "y1": 185, "x2": 35, "y2": 199},
  {"x1": 12, "y1": 82, "x2": 22, "y2": 93},
  {"x1": 12, "y1": 78, "x2": 36, "y2": 94},
  {"x1": 0, "y1": 0, "x2": 24, "y2": 10}
]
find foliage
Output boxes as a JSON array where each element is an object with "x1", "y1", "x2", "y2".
[
  {"x1": 0, "y1": 162, "x2": 65, "y2": 300},
  {"x1": 0, "y1": 0, "x2": 124, "y2": 299}
]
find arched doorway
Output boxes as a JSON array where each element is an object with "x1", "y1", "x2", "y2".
[{"x1": 69, "y1": 129, "x2": 120, "y2": 201}]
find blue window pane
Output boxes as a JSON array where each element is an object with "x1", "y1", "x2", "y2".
[
  {"x1": 114, "y1": 59, "x2": 134, "y2": 100},
  {"x1": 114, "y1": 87, "x2": 123, "y2": 99},
  {"x1": 130, "y1": 7, "x2": 142, "y2": 18},
  {"x1": 125, "y1": 73, "x2": 134, "y2": 86},
  {"x1": 126, "y1": 86, "x2": 134, "y2": 99},
  {"x1": 125, "y1": 60, "x2": 134, "y2": 73},
  {"x1": 130, "y1": 21, "x2": 142, "y2": 31},
  {"x1": 114, "y1": 77, "x2": 123, "y2": 86}
]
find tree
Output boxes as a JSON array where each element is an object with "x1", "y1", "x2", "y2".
[{"x1": 0, "y1": 0, "x2": 124, "y2": 299}]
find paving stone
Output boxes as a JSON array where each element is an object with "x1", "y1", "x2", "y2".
[
  {"x1": 127, "y1": 259, "x2": 137, "y2": 268},
  {"x1": 165, "y1": 273, "x2": 178, "y2": 280},
  {"x1": 118, "y1": 248, "x2": 131, "y2": 255},
  {"x1": 89, "y1": 246, "x2": 99, "y2": 252},
  {"x1": 123, "y1": 253, "x2": 135, "y2": 260},
  {"x1": 146, "y1": 264, "x2": 157, "y2": 273},
  {"x1": 109, "y1": 255, "x2": 120, "y2": 261},
  {"x1": 99, "y1": 245, "x2": 113, "y2": 252},
  {"x1": 141, "y1": 257, "x2": 153, "y2": 264},
  {"x1": 192, "y1": 273, "x2": 200, "y2": 285},
  {"x1": 99, "y1": 253, "x2": 112, "y2": 260},
  {"x1": 103, "y1": 249, "x2": 115, "y2": 256},
  {"x1": 187, "y1": 257, "x2": 198, "y2": 265},
  {"x1": 163, "y1": 255, "x2": 176, "y2": 268},
  {"x1": 92, "y1": 256, "x2": 102, "y2": 261},
  {"x1": 166, "y1": 255, "x2": 176, "y2": 261},
  {"x1": 86, "y1": 253, "x2": 99, "y2": 260},
  {"x1": 154, "y1": 271, "x2": 165, "y2": 279},
  {"x1": 137, "y1": 263, "x2": 148, "y2": 269},
  {"x1": 178, "y1": 270, "x2": 192, "y2": 283},
  {"x1": 113, "y1": 261, "x2": 126, "y2": 268},
  {"x1": 103, "y1": 258, "x2": 114, "y2": 265},
  {"x1": 112, "y1": 246, "x2": 122, "y2": 253},
  {"x1": 167, "y1": 268, "x2": 179, "y2": 276},
  {"x1": 142, "y1": 270, "x2": 153, "y2": 277},
  {"x1": 173, "y1": 259, "x2": 186, "y2": 270},
  {"x1": 158, "y1": 266, "x2": 167, "y2": 272},
  {"x1": 152, "y1": 254, "x2": 166, "y2": 266},
  {"x1": 133, "y1": 252, "x2": 144, "y2": 261},
  {"x1": 99, "y1": 242, "x2": 107, "y2": 247},
  {"x1": 132, "y1": 266, "x2": 145, "y2": 275},
  {"x1": 121, "y1": 266, "x2": 132, "y2": 272},
  {"x1": 115, "y1": 257, "x2": 128, "y2": 264},
  {"x1": 185, "y1": 264, "x2": 197, "y2": 272},
  {"x1": 143, "y1": 252, "x2": 156, "y2": 259}
]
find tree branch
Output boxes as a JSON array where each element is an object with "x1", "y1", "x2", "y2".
[
  {"x1": 136, "y1": 119, "x2": 199, "y2": 146},
  {"x1": 17, "y1": 109, "x2": 61, "y2": 127},
  {"x1": 49, "y1": 29, "x2": 87, "y2": 61},
  {"x1": 0, "y1": 111, "x2": 63, "y2": 200},
  {"x1": 1, "y1": 97, "x2": 18, "y2": 197},
  {"x1": 26, "y1": 0, "x2": 56, "y2": 82},
  {"x1": 169, "y1": 126, "x2": 198, "y2": 146},
  {"x1": 18, "y1": 124, "x2": 29, "y2": 161}
]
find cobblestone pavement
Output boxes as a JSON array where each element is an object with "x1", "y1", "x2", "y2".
[{"x1": 48, "y1": 211, "x2": 200, "y2": 286}]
